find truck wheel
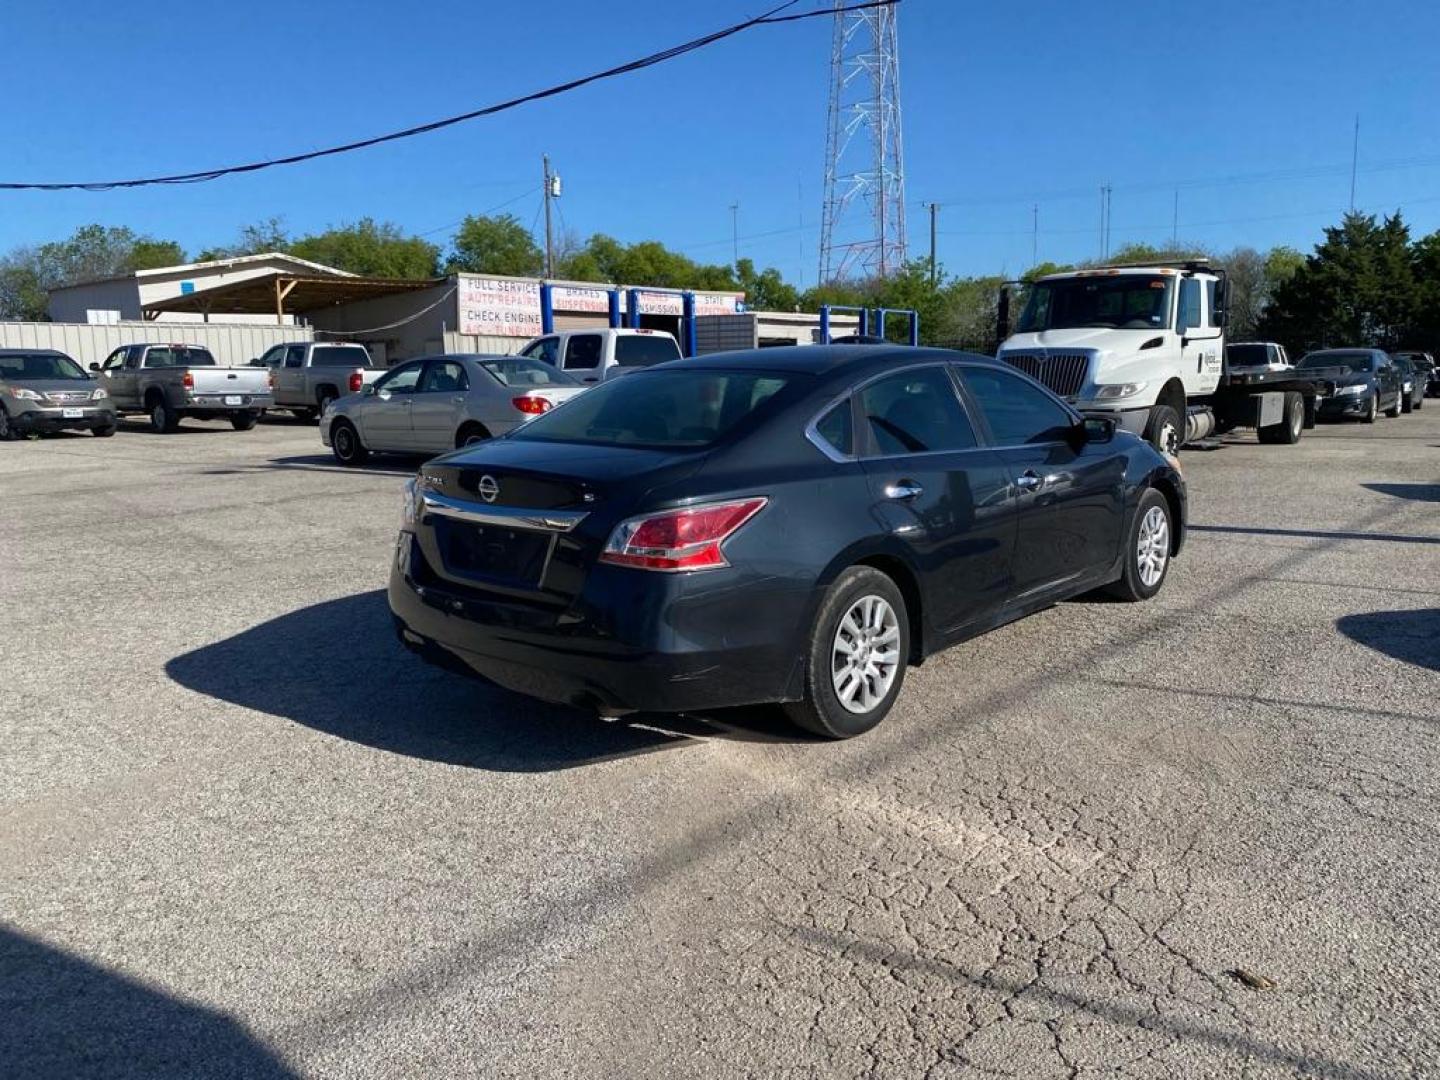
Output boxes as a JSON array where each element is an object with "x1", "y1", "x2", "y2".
[
  {"x1": 1144, "y1": 404, "x2": 1182, "y2": 455},
  {"x1": 1106, "y1": 488, "x2": 1173, "y2": 602},
  {"x1": 1363, "y1": 394, "x2": 1378, "y2": 424},
  {"x1": 230, "y1": 411, "x2": 259, "y2": 431},
  {"x1": 783, "y1": 566, "x2": 909, "y2": 740},
  {"x1": 0, "y1": 407, "x2": 20, "y2": 441},
  {"x1": 1258, "y1": 391, "x2": 1303, "y2": 445},
  {"x1": 149, "y1": 399, "x2": 180, "y2": 433},
  {"x1": 317, "y1": 391, "x2": 338, "y2": 419},
  {"x1": 330, "y1": 419, "x2": 369, "y2": 466}
]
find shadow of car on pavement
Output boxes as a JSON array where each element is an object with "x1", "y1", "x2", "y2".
[
  {"x1": 165, "y1": 590, "x2": 804, "y2": 773},
  {"x1": 1335, "y1": 608, "x2": 1440, "y2": 673},
  {"x1": 0, "y1": 925, "x2": 297, "y2": 1080}
]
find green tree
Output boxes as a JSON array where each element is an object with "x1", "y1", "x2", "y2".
[
  {"x1": 447, "y1": 213, "x2": 543, "y2": 276},
  {"x1": 128, "y1": 239, "x2": 187, "y2": 271},
  {"x1": 0, "y1": 252, "x2": 48, "y2": 320},
  {"x1": 735, "y1": 259, "x2": 799, "y2": 311},
  {"x1": 1260, "y1": 212, "x2": 1418, "y2": 352},
  {"x1": 0, "y1": 224, "x2": 187, "y2": 320},
  {"x1": 288, "y1": 218, "x2": 439, "y2": 279},
  {"x1": 196, "y1": 218, "x2": 290, "y2": 261}
]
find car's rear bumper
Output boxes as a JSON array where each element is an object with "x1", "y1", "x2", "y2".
[
  {"x1": 387, "y1": 531, "x2": 807, "y2": 714},
  {"x1": 10, "y1": 407, "x2": 116, "y2": 433}
]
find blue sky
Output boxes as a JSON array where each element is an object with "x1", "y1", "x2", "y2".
[{"x1": 5, "y1": 0, "x2": 1440, "y2": 282}]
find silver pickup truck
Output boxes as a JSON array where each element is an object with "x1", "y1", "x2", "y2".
[
  {"x1": 254, "y1": 341, "x2": 385, "y2": 420},
  {"x1": 93, "y1": 343, "x2": 273, "y2": 433}
]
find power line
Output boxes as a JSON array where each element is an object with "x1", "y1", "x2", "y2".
[
  {"x1": 0, "y1": 1, "x2": 898, "y2": 193},
  {"x1": 414, "y1": 185, "x2": 539, "y2": 238}
]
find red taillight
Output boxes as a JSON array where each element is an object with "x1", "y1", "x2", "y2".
[
  {"x1": 599, "y1": 497, "x2": 767, "y2": 572},
  {"x1": 268, "y1": 371, "x2": 276, "y2": 390},
  {"x1": 512, "y1": 395, "x2": 552, "y2": 415},
  {"x1": 182, "y1": 371, "x2": 194, "y2": 389},
  {"x1": 349, "y1": 370, "x2": 363, "y2": 393}
]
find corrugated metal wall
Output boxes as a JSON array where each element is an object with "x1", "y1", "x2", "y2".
[{"x1": 0, "y1": 321, "x2": 313, "y2": 368}]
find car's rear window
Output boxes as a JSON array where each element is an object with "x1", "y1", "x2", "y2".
[
  {"x1": 511, "y1": 369, "x2": 797, "y2": 449},
  {"x1": 1227, "y1": 344, "x2": 1269, "y2": 366},
  {"x1": 613, "y1": 334, "x2": 681, "y2": 368},
  {"x1": 145, "y1": 347, "x2": 216, "y2": 367},
  {"x1": 313, "y1": 345, "x2": 373, "y2": 368},
  {"x1": 479, "y1": 356, "x2": 579, "y2": 388}
]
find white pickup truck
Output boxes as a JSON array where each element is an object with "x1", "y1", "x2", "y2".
[
  {"x1": 93, "y1": 342, "x2": 273, "y2": 433},
  {"x1": 998, "y1": 262, "x2": 1322, "y2": 450},
  {"x1": 254, "y1": 341, "x2": 385, "y2": 419},
  {"x1": 515, "y1": 328, "x2": 682, "y2": 384}
]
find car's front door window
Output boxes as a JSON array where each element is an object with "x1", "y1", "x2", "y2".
[
  {"x1": 375, "y1": 362, "x2": 422, "y2": 397},
  {"x1": 958, "y1": 366, "x2": 1074, "y2": 446}
]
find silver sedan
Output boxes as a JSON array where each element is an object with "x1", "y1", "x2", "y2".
[{"x1": 322, "y1": 354, "x2": 587, "y2": 465}]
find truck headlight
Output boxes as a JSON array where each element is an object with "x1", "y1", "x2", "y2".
[
  {"x1": 1091, "y1": 382, "x2": 1148, "y2": 400},
  {"x1": 91, "y1": 387, "x2": 109, "y2": 401},
  {"x1": 1335, "y1": 384, "x2": 1366, "y2": 396}
]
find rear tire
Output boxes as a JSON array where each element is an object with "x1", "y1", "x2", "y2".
[
  {"x1": 149, "y1": 398, "x2": 180, "y2": 433},
  {"x1": 330, "y1": 419, "x2": 369, "y2": 466},
  {"x1": 455, "y1": 422, "x2": 491, "y2": 449},
  {"x1": 317, "y1": 391, "x2": 337, "y2": 419},
  {"x1": 293, "y1": 407, "x2": 318, "y2": 422},
  {"x1": 783, "y1": 566, "x2": 910, "y2": 739},
  {"x1": 1258, "y1": 391, "x2": 1303, "y2": 445},
  {"x1": 1144, "y1": 403, "x2": 1183, "y2": 455},
  {"x1": 1386, "y1": 391, "x2": 1402, "y2": 418},
  {"x1": 230, "y1": 411, "x2": 259, "y2": 431},
  {"x1": 1106, "y1": 488, "x2": 1173, "y2": 602}
]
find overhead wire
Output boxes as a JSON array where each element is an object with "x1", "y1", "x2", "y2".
[{"x1": 0, "y1": 0, "x2": 898, "y2": 192}]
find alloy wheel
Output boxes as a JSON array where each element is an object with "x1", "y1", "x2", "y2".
[
  {"x1": 1136, "y1": 505, "x2": 1170, "y2": 588},
  {"x1": 831, "y1": 594, "x2": 901, "y2": 715},
  {"x1": 334, "y1": 426, "x2": 354, "y2": 459}
]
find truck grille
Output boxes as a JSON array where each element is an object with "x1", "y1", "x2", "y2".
[{"x1": 1001, "y1": 352, "x2": 1090, "y2": 398}]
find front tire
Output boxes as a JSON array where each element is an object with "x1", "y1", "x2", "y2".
[
  {"x1": 784, "y1": 566, "x2": 910, "y2": 739},
  {"x1": 330, "y1": 419, "x2": 369, "y2": 467},
  {"x1": 1402, "y1": 392, "x2": 1414, "y2": 414},
  {"x1": 1144, "y1": 404, "x2": 1183, "y2": 455},
  {"x1": 149, "y1": 398, "x2": 180, "y2": 433},
  {"x1": 0, "y1": 407, "x2": 21, "y2": 441},
  {"x1": 1106, "y1": 488, "x2": 1173, "y2": 602},
  {"x1": 230, "y1": 411, "x2": 259, "y2": 431},
  {"x1": 1386, "y1": 391, "x2": 1402, "y2": 418},
  {"x1": 1363, "y1": 394, "x2": 1378, "y2": 424},
  {"x1": 92, "y1": 421, "x2": 117, "y2": 437}
]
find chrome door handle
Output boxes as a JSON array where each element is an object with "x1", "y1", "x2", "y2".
[
  {"x1": 1016, "y1": 471, "x2": 1041, "y2": 490},
  {"x1": 884, "y1": 480, "x2": 923, "y2": 500},
  {"x1": 451, "y1": 396, "x2": 465, "y2": 403}
]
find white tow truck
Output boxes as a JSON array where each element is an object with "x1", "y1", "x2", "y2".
[{"x1": 997, "y1": 261, "x2": 1323, "y2": 451}]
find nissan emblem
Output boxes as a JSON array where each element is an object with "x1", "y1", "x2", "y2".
[{"x1": 477, "y1": 475, "x2": 500, "y2": 503}]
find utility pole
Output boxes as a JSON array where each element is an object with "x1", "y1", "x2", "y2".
[
  {"x1": 542, "y1": 154, "x2": 557, "y2": 278},
  {"x1": 1349, "y1": 114, "x2": 1360, "y2": 212},
  {"x1": 923, "y1": 202, "x2": 939, "y2": 285},
  {"x1": 1172, "y1": 189, "x2": 1179, "y2": 247},
  {"x1": 730, "y1": 202, "x2": 740, "y2": 267},
  {"x1": 1031, "y1": 203, "x2": 1038, "y2": 268}
]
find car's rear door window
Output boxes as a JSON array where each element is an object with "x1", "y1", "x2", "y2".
[
  {"x1": 959, "y1": 366, "x2": 1074, "y2": 446},
  {"x1": 614, "y1": 335, "x2": 681, "y2": 368},
  {"x1": 563, "y1": 335, "x2": 602, "y2": 370},
  {"x1": 419, "y1": 360, "x2": 469, "y2": 393},
  {"x1": 857, "y1": 367, "x2": 977, "y2": 456},
  {"x1": 813, "y1": 398, "x2": 854, "y2": 457}
]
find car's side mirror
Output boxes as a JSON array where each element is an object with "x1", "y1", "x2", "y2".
[
  {"x1": 89, "y1": 362, "x2": 100, "y2": 371},
  {"x1": 1081, "y1": 416, "x2": 1116, "y2": 444},
  {"x1": 362, "y1": 383, "x2": 377, "y2": 396}
]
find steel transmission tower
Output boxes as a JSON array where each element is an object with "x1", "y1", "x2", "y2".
[{"x1": 819, "y1": 0, "x2": 907, "y2": 282}]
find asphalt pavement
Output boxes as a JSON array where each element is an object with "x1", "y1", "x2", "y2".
[{"x1": 2, "y1": 407, "x2": 1438, "y2": 1079}]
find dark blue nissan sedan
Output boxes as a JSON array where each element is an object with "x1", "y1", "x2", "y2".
[{"x1": 390, "y1": 346, "x2": 1185, "y2": 738}]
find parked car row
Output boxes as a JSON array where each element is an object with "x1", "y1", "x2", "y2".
[{"x1": 1297, "y1": 348, "x2": 1425, "y2": 422}]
